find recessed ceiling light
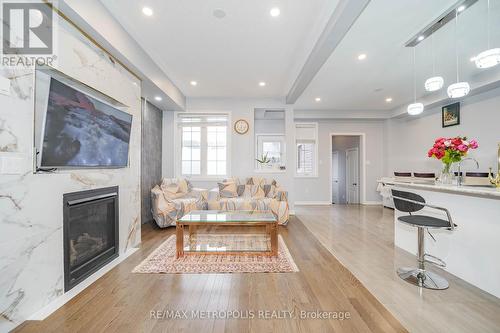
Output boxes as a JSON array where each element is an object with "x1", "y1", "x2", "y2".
[
  {"x1": 190, "y1": 81, "x2": 198, "y2": 86},
  {"x1": 457, "y1": 5, "x2": 466, "y2": 12},
  {"x1": 259, "y1": 81, "x2": 266, "y2": 87},
  {"x1": 142, "y1": 7, "x2": 153, "y2": 16},
  {"x1": 385, "y1": 97, "x2": 393, "y2": 103},
  {"x1": 315, "y1": 97, "x2": 321, "y2": 102},
  {"x1": 270, "y1": 7, "x2": 280, "y2": 17},
  {"x1": 417, "y1": 35, "x2": 425, "y2": 41},
  {"x1": 358, "y1": 54, "x2": 367, "y2": 60},
  {"x1": 154, "y1": 96, "x2": 162, "y2": 101},
  {"x1": 213, "y1": 8, "x2": 226, "y2": 19}
]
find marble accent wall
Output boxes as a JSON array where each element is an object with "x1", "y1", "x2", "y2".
[
  {"x1": 0, "y1": 14, "x2": 141, "y2": 332},
  {"x1": 141, "y1": 100, "x2": 163, "y2": 224}
]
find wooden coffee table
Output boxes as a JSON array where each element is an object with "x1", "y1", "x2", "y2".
[{"x1": 176, "y1": 210, "x2": 278, "y2": 258}]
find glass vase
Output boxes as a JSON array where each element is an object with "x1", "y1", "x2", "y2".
[{"x1": 439, "y1": 163, "x2": 454, "y2": 185}]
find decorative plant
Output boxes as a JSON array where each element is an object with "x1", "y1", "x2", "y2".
[
  {"x1": 255, "y1": 153, "x2": 271, "y2": 165},
  {"x1": 427, "y1": 136, "x2": 479, "y2": 173}
]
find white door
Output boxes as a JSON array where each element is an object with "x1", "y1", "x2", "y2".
[
  {"x1": 346, "y1": 148, "x2": 359, "y2": 204},
  {"x1": 332, "y1": 151, "x2": 340, "y2": 203}
]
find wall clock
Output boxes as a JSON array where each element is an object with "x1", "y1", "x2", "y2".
[{"x1": 234, "y1": 119, "x2": 249, "y2": 134}]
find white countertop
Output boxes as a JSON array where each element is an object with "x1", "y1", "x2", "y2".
[{"x1": 378, "y1": 177, "x2": 500, "y2": 200}]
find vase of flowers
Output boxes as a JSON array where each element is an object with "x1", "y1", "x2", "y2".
[{"x1": 428, "y1": 136, "x2": 479, "y2": 184}]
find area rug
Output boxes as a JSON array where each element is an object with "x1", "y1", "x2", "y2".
[{"x1": 132, "y1": 234, "x2": 299, "y2": 274}]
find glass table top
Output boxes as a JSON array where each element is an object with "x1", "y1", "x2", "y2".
[{"x1": 178, "y1": 210, "x2": 277, "y2": 223}]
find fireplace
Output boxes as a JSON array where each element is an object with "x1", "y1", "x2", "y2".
[{"x1": 63, "y1": 186, "x2": 119, "y2": 292}]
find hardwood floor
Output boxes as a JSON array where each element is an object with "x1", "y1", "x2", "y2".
[
  {"x1": 296, "y1": 205, "x2": 500, "y2": 333},
  {"x1": 14, "y1": 216, "x2": 407, "y2": 333}
]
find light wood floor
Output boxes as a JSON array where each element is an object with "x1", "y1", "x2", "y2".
[
  {"x1": 296, "y1": 205, "x2": 500, "y2": 333},
  {"x1": 14, "y1": 216, "x2": 407, "y2": 333}
]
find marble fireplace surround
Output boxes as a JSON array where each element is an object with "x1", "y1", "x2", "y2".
[{"x1": 0, "y1": 11, "x2": 142, "y2": 333}]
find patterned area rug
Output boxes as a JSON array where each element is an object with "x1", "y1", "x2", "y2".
[{"x1": 132, "y1": 234, "x2": 299, "y2": 274}]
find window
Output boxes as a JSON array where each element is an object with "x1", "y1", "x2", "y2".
[
  {"x1": 256, "y1": 135, "x2": 286, "y2": 169},
  {"x1": 295, "y1": 123, "x2": 318, "y2": 177},
  {"x1": 176, "y1": 113, "x2": 229, "y2": 178},
  {"x1": 254, "y1": 109, "x2": 286, "y2": 171}
]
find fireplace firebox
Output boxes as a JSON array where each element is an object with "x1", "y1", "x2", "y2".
[{"x1": 63, "y1": 186, "x2": 119, "y2": 291}]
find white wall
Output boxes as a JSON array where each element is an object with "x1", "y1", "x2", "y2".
[
  {"x1": 294, "y1": 119, "x2": 386, "y2": 204},
  {"x1": 162, "y1": 98, "x2": 296, "y2": 208},
  {"x1": 162, "y1": 101, "x2": 387, "y2": 207},
  {"x1": 386, "y1": 87, "x2": 500, "y2": 176},
  {"x1": 0, "y1": 14, "x2": 141, "y2": 332}
]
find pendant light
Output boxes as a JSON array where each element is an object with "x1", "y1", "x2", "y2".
[
  {"x1": 448, "y1": 10, "x2": 470, "y2": 98},
  {"x1": 425, "y1": 34, "x2": 444, "y2": 92},
  {"x1": 408, "y1": 47, "x2": 424, "y2": 115},
  {"x1": 475, "y1": 0, "x2": 500, "y2": 69}
]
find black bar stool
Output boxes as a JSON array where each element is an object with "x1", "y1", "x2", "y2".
[{"x1": 391, "y1": 189, "x2": 456, "y2": 290}]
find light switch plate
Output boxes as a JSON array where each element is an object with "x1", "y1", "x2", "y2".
[{"x1": 0, "y1": 75, "x2": 11, "y2": 96}]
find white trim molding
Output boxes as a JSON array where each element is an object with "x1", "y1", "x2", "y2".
[
  {"x1": 29, "y1": 247, "x2": 139, "y2": 321},
  {"x1": 329, "y1": 132, "x2": 367, "y2": 206}
]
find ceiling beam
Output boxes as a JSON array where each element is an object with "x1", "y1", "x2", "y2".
[{"x1": 285, "y1": 0, "x2": 371, "y2": 104}]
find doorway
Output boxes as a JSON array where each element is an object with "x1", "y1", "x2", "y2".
[{"x1": 330, "y1": 135, "x2": 361, "y2": 204}]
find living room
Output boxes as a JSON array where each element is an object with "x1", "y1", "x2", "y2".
[{"x1": 1, "y1": 1, "x2": 500, "y2": 332}]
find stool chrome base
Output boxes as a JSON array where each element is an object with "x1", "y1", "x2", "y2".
[{"x1": 397, "y1": 267, "x2": 449, "y2": 290}]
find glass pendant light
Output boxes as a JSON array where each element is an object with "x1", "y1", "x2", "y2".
[
  {"x1": 425, "y1": 35, "x2": 444, "y2": 92},
  {"x1": 475, "y1": 0, "x2": 500, "y2": 69},
  {"x1": 408, "y1": 47, "x2": 424, "y2": 115},
  {"x1": 448, "y1": 11, "x2": 470, "y2": 98}
]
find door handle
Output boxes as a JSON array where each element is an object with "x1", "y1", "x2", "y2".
[{"x1": 353, "y1": 183, "x2": 357, "y2": 186}]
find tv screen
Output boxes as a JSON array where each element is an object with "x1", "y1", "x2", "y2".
[{"x1": 40, "y1": 78, "x2": 132, "y2": 168}]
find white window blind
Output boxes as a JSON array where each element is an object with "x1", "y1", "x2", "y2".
[
  {"x1": 177, "y1": 113, "x2": 229, "y2": 178},
  {"x1": 295, "y1": 123, "x2": 318, "y2": 177}
]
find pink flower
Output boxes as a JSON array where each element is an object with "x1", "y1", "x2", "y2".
[
  {"x1": 457, "y1": 144, "x2": 468, "y2": 152},
  {"x1": 469, "y1": 140, "x2": 479, "y2": 149}
]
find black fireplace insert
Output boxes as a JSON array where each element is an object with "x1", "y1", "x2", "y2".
[{"x1": 63, "y1": 186, "x2": 119, "y2": 291}]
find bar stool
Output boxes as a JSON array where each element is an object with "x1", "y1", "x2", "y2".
[{"x1": 391, "y1": 189, "x2": 456, "y2": 290}]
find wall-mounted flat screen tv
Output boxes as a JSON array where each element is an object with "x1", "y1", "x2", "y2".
[{"x1": 39, "y1": 78, "x2": 132, "y2": 168}]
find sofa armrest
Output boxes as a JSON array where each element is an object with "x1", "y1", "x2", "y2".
[
  {"x1": 276, "y1": 190, "x2": 288, "y2": 202},
  {"x1": 208, "y1": 187, "x2": 220, "y2": 202}
]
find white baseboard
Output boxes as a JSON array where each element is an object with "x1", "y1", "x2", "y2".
[
  {"x1": 294, "y1": 201, "x2": 332, "y2": 206},
  {"x1": 29, "y1": 247, "x2": 139, "y2": 321},
  {"x1": 362, "y1": 201, "x2": 383, "y2": 205}
]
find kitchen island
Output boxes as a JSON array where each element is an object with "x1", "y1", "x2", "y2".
[{"x1": 379, "y1": 178, "x2": 500, "y2": 298}]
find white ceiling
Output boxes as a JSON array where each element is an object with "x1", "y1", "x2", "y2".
[
  {"x1": 100, "y1": 0, "x2": 337, "y2": 98},
  {"x1": 295, "y1": 0, "x2": 500, "y2": 111}
]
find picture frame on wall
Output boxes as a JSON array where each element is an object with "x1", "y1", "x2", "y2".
[{"x1": 442, "y1": 102, "x2": 460, "y2": 128}]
